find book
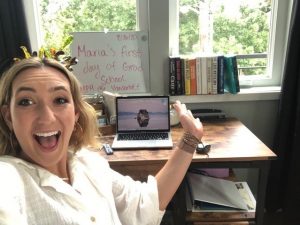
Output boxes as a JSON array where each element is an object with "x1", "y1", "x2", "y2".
[
  {"x1": 184, "y1": 58, "x2": 191, "y2": 95},
  {"x1": 168, "y1": 57, "x2": 177, "y2": 95},
  {"x1": 196, "y1": 57, "x2": 202, "y2": 94},
  {"x1": 217, "y1": 55, "x2": 225, "y2": 94},
  {"x1": 175, "y1": 57, "x2": 183, "y2": 95},
  {"x1": 224, "y1": 55, "x2": 237, "y2": 94},
  {"x1": 180, "y1": 58, "x2": 185, "y2": 95},
  {"x1": 189, "y1": 58, "x2": 197, "y2": 95},
  {"x1": 201, "y1": 57, "x2": 208, "y2": 94},
  {"x1": 186, "y1": 172, "x2": 252, "y2": 211},
  {"x1": 206, "y1": 57, "x2": 212, "y2": 94},
  {"x1": 211, "y1": 56, "x2": 218, "y2": 94},
  {"x1": 231, "y1": 55, "x2": 240, "y2": 93}
]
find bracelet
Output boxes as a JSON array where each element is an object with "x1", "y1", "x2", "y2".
[{"x1": 178, "y1": 132, "x2": 201, "y2": 154}]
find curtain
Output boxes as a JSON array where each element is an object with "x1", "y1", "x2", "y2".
[
  {"x1": 266, "y1": 0, "x2": 300, "y2": 222},
  {"x1": 0, "y1": 0, "x2": 31, "y2": 75}
]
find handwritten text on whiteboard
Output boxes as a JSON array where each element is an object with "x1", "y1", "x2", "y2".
[{"x1": 71, "y1": 32, "x2": 149, "y2": 94}]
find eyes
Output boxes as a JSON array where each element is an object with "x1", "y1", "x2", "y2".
[
  {"x1": 18, "y1": 98, "x2": 33, "y2": 106},
  {"x1": 54, "y1": 97, "x2": 69, "y2": 105},
  {"x1": 17, "y1": 97, "x2": 70, "y2": 106}
]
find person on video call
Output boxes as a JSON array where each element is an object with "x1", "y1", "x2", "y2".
[{"x1": 0, "y1": 56, "x2": 203, "y2": 225}]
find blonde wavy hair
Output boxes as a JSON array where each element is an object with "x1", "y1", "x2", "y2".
[{"x1": 0, "y1": 57, "x2": 100, "y2": 156}]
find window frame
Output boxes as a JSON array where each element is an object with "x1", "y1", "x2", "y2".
[{"x1": 169, "y1": 0, "x2": 293, "y2": 88}]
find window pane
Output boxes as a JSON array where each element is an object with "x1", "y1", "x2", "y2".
[
  {"x1": 179, "y1": 0, "x2": 271, "y2": 76},
  {"x1": 38, "y1": 0, "x2": 136, "y2": 50}
]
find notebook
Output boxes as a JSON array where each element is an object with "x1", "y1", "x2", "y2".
[{"x1": 111, "y1": 96, "x2": 173, "y2": 150}]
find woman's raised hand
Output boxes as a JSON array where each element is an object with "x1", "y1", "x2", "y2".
[{"x1": 172, "y1": 100, "x2": 203, "y2": 141}]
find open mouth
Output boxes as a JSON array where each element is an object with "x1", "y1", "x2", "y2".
[{"x1": 34, "y1": 131, "x2": 61, "y2": 149}]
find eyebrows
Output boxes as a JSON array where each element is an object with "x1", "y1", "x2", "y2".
[{"x1": 15, "y1": 85, "x2": 70, "y2": 94}]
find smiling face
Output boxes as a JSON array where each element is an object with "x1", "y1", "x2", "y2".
[{"x1": 2, "y1": 66, "x2": 79, "y2": 174}]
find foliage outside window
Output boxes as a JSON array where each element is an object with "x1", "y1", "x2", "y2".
[
  {"x1": 179, "y1": 0, "x2": 271, "y2": 76},
  {"x1": 39, "y1": 0, "x2": 136, "y2": 52}
]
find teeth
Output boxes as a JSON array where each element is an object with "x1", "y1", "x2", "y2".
[{"x1": 35, "y1": 131, "x2": 59, "y2": 137}]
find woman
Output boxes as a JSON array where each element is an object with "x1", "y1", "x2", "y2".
[{"x1": 0, "y1": 57, "x2": 203, "y2": 225}]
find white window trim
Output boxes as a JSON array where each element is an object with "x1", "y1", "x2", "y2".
[
  {"x1": 136, "y1": 0, "x2": 149, "y2": 31},
  {"x1": 22, "y1": 0, "x2": 42, "y2": 51},
  {"x1": 169, "y1": 0, "x2": 179, "y2": 56}
]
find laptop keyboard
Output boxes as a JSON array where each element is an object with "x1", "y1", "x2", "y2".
[{"x1": 118, "y1": 132, "x2": 169, "y2": 141}]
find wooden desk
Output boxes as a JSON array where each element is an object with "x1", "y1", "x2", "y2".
[{"x1": 99, "y1": 118, "x2": 276, "y2": 225}]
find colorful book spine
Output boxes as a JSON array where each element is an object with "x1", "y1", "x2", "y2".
[
  {"x1": 184, "y1": 58, "x2": 191, "y2": 95},
  {"x1": 231, "y1": 55, "x2": 240, "y2": 93},
  {"x1": 169, "y1": 57, "x2": 177, "y2": 95},
  {"x1": 224, "y1": 55, "x2": 237, "y2": 94},
  {"x1": 169, "y1": 54, "x2": 228, "y2": 96},
  {"x1": 189, "y1": 58, "x2": 197, "y2": 95},
  {"x1": 206, "y1": 57, "x2": 212, "y2": 95},
  {"x1": 196, "y1": 57, "x2": 202, "y2": 95},
  {"x1": 211, "y1": 56, "x2": 218, "y2": 94},
  {"x1": 180, "y1": 58, "x2": 185, "y2": 95},
  {"x1": 175, "y1": 57, "x2": 183, "y2": 95},
  {"x1": 217, "y1": 55, "x2": 225, "y2": 94},
  {"x1": 201, "y1": 57, "x2": 207, "y2": 94}
]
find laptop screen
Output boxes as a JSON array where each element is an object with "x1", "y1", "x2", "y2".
[{"x1": 116, "y1": 96, "x2": 170, "y2": 133}]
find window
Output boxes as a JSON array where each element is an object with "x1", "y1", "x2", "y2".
[
  {"x1": 170, "y1": 0, "x2": 292, "y2": 87},
  {"x1": 23, "y1": 0, "x2": 291, "y2": 94}
]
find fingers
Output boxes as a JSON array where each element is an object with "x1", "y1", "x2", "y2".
[
  {"x1": 172, "y1": 100, "x2": 198, "y2": 123},
  {"x1": 173, "y1": 100, "x2": 188, "y2": 116},
  {"x1": 173, "y1": 101, "x2": 193, "y2": 118}
]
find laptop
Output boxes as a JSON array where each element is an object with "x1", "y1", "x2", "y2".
[{"x1": 111, "y1": 96, "x2": 173, "y2": 150}]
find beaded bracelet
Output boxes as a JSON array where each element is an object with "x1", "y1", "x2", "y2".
[{"x1": 178, "y1": 132, "x2": 201, "y2": 154}]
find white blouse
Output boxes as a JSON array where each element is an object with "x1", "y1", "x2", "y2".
[{"x1": 0, "y1": 148, "x2": 164, "y2": 225}]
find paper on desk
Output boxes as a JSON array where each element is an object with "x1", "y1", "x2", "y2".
[{"x1": 186, "y1": 172, "x2": 249, "y2": 210}]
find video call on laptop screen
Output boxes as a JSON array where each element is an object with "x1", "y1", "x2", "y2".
[{"x1": 116, "y1": 96, "x2": 170, "y2": 132}]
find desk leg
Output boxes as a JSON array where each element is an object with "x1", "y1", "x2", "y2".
[
  {"x1": 256, "y1": 161, "x2": 270, "y2": 225},
  {"x1": 171, "y1": 181, "x2": 187, "y2": 225}
]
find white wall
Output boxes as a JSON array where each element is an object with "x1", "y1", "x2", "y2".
[{"x1": 148, "y1": 0, "x2": 170, "y2": 95}]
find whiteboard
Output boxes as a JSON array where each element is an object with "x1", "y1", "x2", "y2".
[{"x1": 71, "y1": 31, "x2": 149, "y2": 94}]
